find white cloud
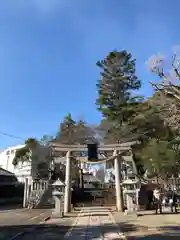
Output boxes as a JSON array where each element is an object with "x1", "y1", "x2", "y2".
[{"x1": 0, "y1": 0, "x2": 69, "y2": 17}]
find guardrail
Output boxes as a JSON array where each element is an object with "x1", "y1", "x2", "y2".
[
  {"x1": 31, "y1": 179, "x2": 49, "y2": 191},
  {"x1": 28, "y1": 180, "x2": 49, "y2": 209}
]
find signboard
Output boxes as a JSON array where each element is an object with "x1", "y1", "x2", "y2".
[{"x1": 87, "y1": 143, "x2": 98, "y2": 161}]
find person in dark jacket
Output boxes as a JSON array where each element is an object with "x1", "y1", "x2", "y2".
[{"x1": 166, "y1": 188, "x2": 177, "y2": 213}]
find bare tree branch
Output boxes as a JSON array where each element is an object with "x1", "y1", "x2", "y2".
[{"x1": 147, "y1": 48, "x2": 180, "y2": 128}]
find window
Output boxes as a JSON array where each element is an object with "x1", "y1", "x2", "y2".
[
  {"x1": 6, "y1": 150, "x2": 10, "y2": 155},
  {"x1": 11, "y1": 150, "x2": 14, "y2": 154}
]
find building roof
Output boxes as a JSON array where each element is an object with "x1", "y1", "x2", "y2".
[
  {"x1": 0, "y1": 144, "x2": 25, "y2": 155},
  {"x1": 0, "y1": 168, "x2": 18, "y2": 186},
  {"x1": 0, "y1": 167, "x2": 15, "y2": 176}
]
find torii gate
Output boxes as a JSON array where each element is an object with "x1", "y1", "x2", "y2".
[{"x1": 50, "y1": 141, "x2": 138, "y2": 213}]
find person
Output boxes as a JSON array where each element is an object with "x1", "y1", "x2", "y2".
[
  {"x1": 166, "y1": 187, "x2": 177, "y2": 213},
  {"x1": 153, "y1": 187, "x2": 163, "y2": 214}
]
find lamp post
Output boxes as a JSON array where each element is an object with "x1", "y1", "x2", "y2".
[{"x1": 122, "y1": 179, "x2": 141, "y2": 215}]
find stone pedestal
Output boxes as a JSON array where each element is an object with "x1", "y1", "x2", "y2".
[
  {"x1": 124, "y1": 192, "x2": 137, "y2": 216},
  {"x1": 52, "y1": 191, "x2": 64, "y2": 218}
]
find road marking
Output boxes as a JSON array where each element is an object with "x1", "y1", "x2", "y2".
[
  {"x1": 28, "y1": 212, "x2": 46, "y2": 221},
  {"x1": 64, "y1": 207, "x2": 84, "y2": 238},
  {"x1": 8, "y1": 232, "x2": 25, "y2": 240}
]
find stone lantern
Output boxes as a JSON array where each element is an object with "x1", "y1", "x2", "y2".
[
  {"x1": 52, "y1": 178, "x2": 65, "y2": 218},
  {"x1": 122, "y1": 179, "x2": 141, "y2": 215}
]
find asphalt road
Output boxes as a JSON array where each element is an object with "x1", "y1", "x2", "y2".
[{"x1": 0, "y1": 207, "x2": 52, "y2": 240}]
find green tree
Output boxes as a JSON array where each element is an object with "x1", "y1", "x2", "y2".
[
  {"x1": 130, "y1": 95, "x2": 175, "y2": 142},
  {"x1": 136, "y1": 139, "x2": 178, "y2": 181},
  {"x1": 96, "y1": 50, "x2": 144, "y2": 145},
  {"x1": 96, "y1": 50, "x2": 142, "y2": 123},
  {"x1": 98, "y1": 97, "x2": 170, "y2": 144},
  {"x1": 13, "y1": 138, "x2": 51, "y2": 179},
  {"x1": 40, "y1": 135, "x2": 54, "y2": 146},
  {"x1": 130, "y1": 94, "x2": 179, "y2": 179},
  {"x1": 12, "y1": 138, "x2": 38, "y2": 166},
  {"x1": 55, "y1": 115, "x2": 93, "y2": 184},
  {"x1": 75, "y1": 119, "x2": 88, "y2": 144},
  {"x1": 75, "y1": 119, "x2": 97, "y2": 144},
  {"x1": 56, "y1": 114, "x2": 97, "y2": 145},
  {"x1": 56, "y1": 113, "x2": 76, "y2": 144}
]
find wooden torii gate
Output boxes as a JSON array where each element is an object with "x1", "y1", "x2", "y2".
[{"x1": 50, "y1": 141, "x2": 138, "y2": 213}]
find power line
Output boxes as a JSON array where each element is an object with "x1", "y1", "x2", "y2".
[{"x1": 0, "y1": 131, "x2": 25, "y2": 141}]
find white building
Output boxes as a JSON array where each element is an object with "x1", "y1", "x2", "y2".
[{"x1": 0, "y1": 144, "x2": 32, "y2": 183}]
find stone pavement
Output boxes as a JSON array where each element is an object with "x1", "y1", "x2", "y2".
[
  {"x1": 46, "y1": 206, "x2": 125, "y2": 239},
  {"x1": 112, "y1": 209, "x2": 180, "y2": 239}
]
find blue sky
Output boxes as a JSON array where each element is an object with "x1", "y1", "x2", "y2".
[{"x1": 0, "y1": 0, "x2": 179, "y2": 149}]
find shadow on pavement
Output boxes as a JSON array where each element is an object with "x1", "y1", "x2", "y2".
[
  {"x1": 138, "y1": 212, "x2": 180, "y2": 217},
  {"x1": 0, "y1": 222, "x2": 134, "y2": 239},
  {"x1": 120, "y1": 223, "x2": 180, "y2": 239},
  {"x1": 0, "y1": 221, "x2": 180, "y2": 239}
]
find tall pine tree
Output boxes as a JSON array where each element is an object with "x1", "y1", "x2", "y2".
[
  {"x1": 56, "y1": 113, "x2": 76, "y2": 144},
  {"x1": 96, "y1": 50, "x2": 142, "y2": 123},
  {"x1": 75, "y1": 119, "x2": 87, "y2": 144}
]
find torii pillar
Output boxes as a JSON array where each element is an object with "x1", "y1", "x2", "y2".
[
  {"x1": 114, "y1": 150, "x2": 124, "y2": 212},
  {"x1": 64, "y1": 151, "x2": 72, "y2": 213}
]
